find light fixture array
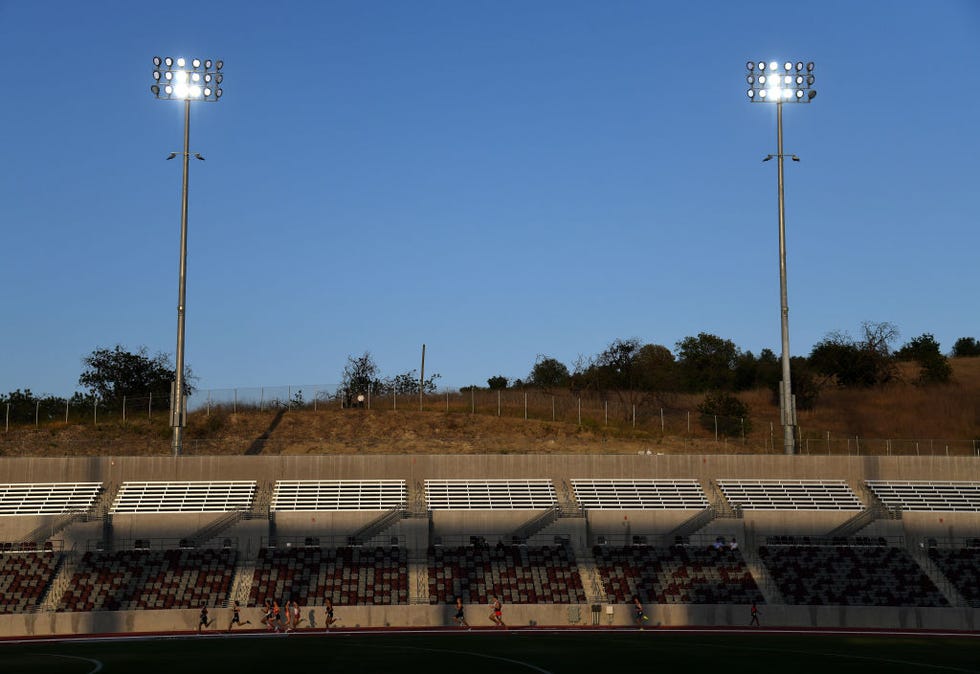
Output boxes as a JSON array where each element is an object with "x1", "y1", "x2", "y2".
[
  {"x1": 746, "y1": 60, "x2": 816, "y2": 103},
  {"x1": 151, "y1": 56, "x2": 224, "y2": 101}
]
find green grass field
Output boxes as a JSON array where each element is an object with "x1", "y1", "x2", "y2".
[{"x1": 3, "y1": 630, "x2": 979, "y2": 674}]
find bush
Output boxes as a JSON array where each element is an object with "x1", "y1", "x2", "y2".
[
  {"x1": 952, "y1": 337, "x2": 980, "y2": 357},
  {"x1": 697, "y1": 392, "x2": 751, "y2": 437}
]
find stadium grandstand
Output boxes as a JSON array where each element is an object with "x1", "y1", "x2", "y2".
[{"x1": 0, "y1": 454, "x2": 977, "y2": 636}]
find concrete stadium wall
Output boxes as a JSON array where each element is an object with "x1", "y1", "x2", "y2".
[
  {"x1": 2, "y1": 602, "x2": 977, "y2": 638},
  {"x1": 110, "y1": 513, "x2": 227, "y2": 541},
  {"x1": 273, "y1": 511, "x2": 377, "y2": 538},
  {"x1": 1, "y1": 454, "x2": 978, "y2": 637},
  {"x1": 0, "y1": 453, "x2": 977, "y2": 485},
  {"x1": 586, "y1": 510, "x2": 698, "y2": 536},
  {"x1": 899, "y1": 511, "x2": 980, "y2": 542}
]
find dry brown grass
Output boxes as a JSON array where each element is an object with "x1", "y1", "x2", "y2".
[{"x1": 1, "y1": 359, "x2": 977, "y2": 458}]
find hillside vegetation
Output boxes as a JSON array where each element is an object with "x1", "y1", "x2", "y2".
[{"x1": 2, "y1": 359, "x2": 977, "y2": 458}]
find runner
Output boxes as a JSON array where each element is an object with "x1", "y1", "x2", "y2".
[
  {"x1": 272, "y1": 599, "x2": 283, "y2": 632},
  {"x1": 262, "y1": 599, "x2": 275, "y2": 631},
  {"x1": 453, "y1": 596, "x2": 469, "y2": 628},
  {"x1": 324, "y1": 597, "x2": 338, "y2": 631},
  {"x1": 633, "y1": 596, "x2": 650, "y2": 626},
  {"x1": 228, "y1": 600, "x2": 252, "y2": 632},
  {"x1": 489, "y1": 596, "x2": 505, "y2": 627},
  {"x1": 198, "y1": 604, "x2": 212, "y2": 634},
  {"x1": 291, "y1": 600, "x2": 303, "y2": 630}
]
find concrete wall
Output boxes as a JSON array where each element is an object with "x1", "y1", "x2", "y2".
[
  {"x1": 1, "y1": 454, "x2": 978, "y2": 637},
  {"x1": 2, "y1": 602, "x2": 977, "y2": 638},
  {"x1": 0, "y1": 454, "x2": 977, "y2": 485}
]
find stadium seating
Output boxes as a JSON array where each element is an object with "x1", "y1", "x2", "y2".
[
  {"x1": 56, "y1": 548, "x2": 237, "y2": 612},
  {"x1": 758, "y1": 543, "x2": 948, "y2": 607},
  {"x1": 592, "y1": 544, "x2": 763, "y2": 605},
  {"x1": 571, "y1": 479, "x2": 708, "y2": 509},
  {"x1": 865, "y1": 481, "x2": 980, "y2": 512},
  {"x1": 427, "y1": 544, "x2": 586, "y2": 605},
  {"x1": 0, "y1": 551, "x2": 62, "y2": 613},
  {"x1": 271, "y1": 480, "x2": 407, "y2": 511},
  {"x1": 0, "y1": 482, "x2": 102, "y2": 515},
  {"x1": 928, "y1": 547, "x2": 980, "y2": 607},
  {"x1": 424, "y1": 480, "x2": 557, "y2": 510},
  {"x1": 716, "y1": 480, "x2": 863, "y2": 510},
  {"x1": 248, "y1": 546, "x2": 408, "y2": 606},
  {"x1": 110, "y1": 481, "x2": 255, "y2": 513}
]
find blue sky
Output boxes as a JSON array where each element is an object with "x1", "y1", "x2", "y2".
[{"x1": 1, "y1": 1, "x2": 978, "y2": 398}]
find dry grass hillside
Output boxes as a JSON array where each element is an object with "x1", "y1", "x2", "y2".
[{"x1": 2, "y1": 359, "x2": 978, "y2": 458}]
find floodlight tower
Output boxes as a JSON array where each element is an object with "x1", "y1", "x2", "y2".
[
  {"x1": 746, "y1": 60, "x2": 816, "y2": 456},
  {"x1": 150, "y1": 55, "x2": 224, "y2": 456}
]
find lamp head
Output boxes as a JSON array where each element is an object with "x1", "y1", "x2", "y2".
[
  {"x1": 746, "y1": 59, "x2": 815, "y2": 105},
  {"x1": 150, "y1": 56, "x2": 224, "y2": 102}
]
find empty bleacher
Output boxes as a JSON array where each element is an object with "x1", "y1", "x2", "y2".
[
  {"x1": 0, "y1": 549, "x2": 63, "y2": 613},
  {"x1": 571, "y1": 479, "x2": 708, "y2": 509},
  {"x1": 758, "y1": 542, "x2": 948, "y2": 607},
  {"x1": 0, "y1": 482, "x2": 102, "y2": 516},
  {"x1": 56, "y1": 548, "x2": 237, "y2": 612},
  {"x1": 248, "y1": 546, "x2": 408, "y2": 606},
  {"x1": 717, "y1": 480, "x2": 863, "y2": 510},
  {"x1": 428, "y1": 543, "x2": 585, "y2": 605},
  {"x1": 865, "y1": 481, "x2": 980, "y2": 512},
  {"x1": 271, "y1": 480, "x2": 406, "y2": 511},
  {"x1": 425, "y1": 480, "x2": 557, "y2": 510},
  {"x1": 928, "y1": 545, "x2": 980, "y2": 607},
  {"x1": 110, "y1": 481, "x2": 255, "y2": 513},
  {"x1": 593, "y1": 544, "x2": 763, "y2": 605}
]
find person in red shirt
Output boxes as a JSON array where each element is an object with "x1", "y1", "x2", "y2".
[{"x1": 489, "y1": 596, "x2": 505, "y2": 627}]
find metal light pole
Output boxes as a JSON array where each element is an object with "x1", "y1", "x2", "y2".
[
  {"x1": 746, "y1": 60, "x2": 816, "y2": 455},
  {"x1": 151, "y1": 56, "x2": 224, "y2": 456}
]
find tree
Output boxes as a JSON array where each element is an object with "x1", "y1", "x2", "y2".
[
  {"x1": 486, "y1": 375, "x2": 509, "y2": 390},
  {"x1": 385, "y1": 370, "x2": 441, "y2": 395},
  {"x1": 733, "y1": 351, "x2": 759, "y2": 391},
  {"x1": 339, "y1": 352, "x2": 382, "y2": 405},
  {"x1": 634, "y1": 344, "x2": 679, "y2": 393},
  {"x1": 896, "y1": 334, "x2": 951, "y2": 385},
  {"x1": 675, "y1": 333, "x2": 740, "y2": 392},
  {"x1": 896, "y1": 333, "x2": 942, "y2": 362},
  {"x1": 952, "y1": 337, "x2": 980, "y2": 357},
  {"x1": 581, "y1": 338, "x2": 650, "y2": 413},
  {"x1": 861, "y1": 321, "x2": 899, "y2": 363},
  {"x1": 78, "y1": 345, "x2": 190, "y2": 409},
  {"x1": 917, "y1": 354, "x2": 952, "y2": 386},
  {"x1": 528, "y1": 356, "x2": 570, "y2": 389},
  {"x1": 766, "y1": 356, "x2": 820, "y2": 411},
  {"x1": 752, "y1": 348, "x2": 781, "y2": 390},
  {"x1": 809, "y1": 322, "x2": 897, "y2": 388},
  {"x1": 697, "y1": 392, "x2": 751, "y2": 437},
  {"x1": 594, "y1": 338, "x2": 644, "y2": 391}
]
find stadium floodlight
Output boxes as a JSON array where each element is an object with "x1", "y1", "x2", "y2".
[
  {"x1": 150, "y1": 55, "x2": 224, "y2": 457},
  {"x1": 745, "y1": 59, "x2": 817, "y2": 456},
  {"x1": 151, "y1": 56, "x2": 223, "y2": 102}
]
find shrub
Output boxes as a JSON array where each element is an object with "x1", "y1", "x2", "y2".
[{"x1": 697, "y1": 392, "x2": 751, "y2": 437}]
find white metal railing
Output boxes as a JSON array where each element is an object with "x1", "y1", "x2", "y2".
[
  {"x1": 0, "y1": 482, "x2": 102, "y2": 516},
  {"x1": 571, "y1": 479, "x2": 708, "y2": 510},
  {"x1": 717, "y1": 480, "x2": 863, "y2": 511},
  {"x1": 425, "y1": 479, "x2": 557, "y2": 510},
  {"x1": 866, "y1": 481, "x2": 980, "y2": 512},
  {"x1": 110, "y1": 481, "x2": 256, "y2": 513},
  {"x1": 272, "y1": 480, "x2": 406, "y2": 512}
]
